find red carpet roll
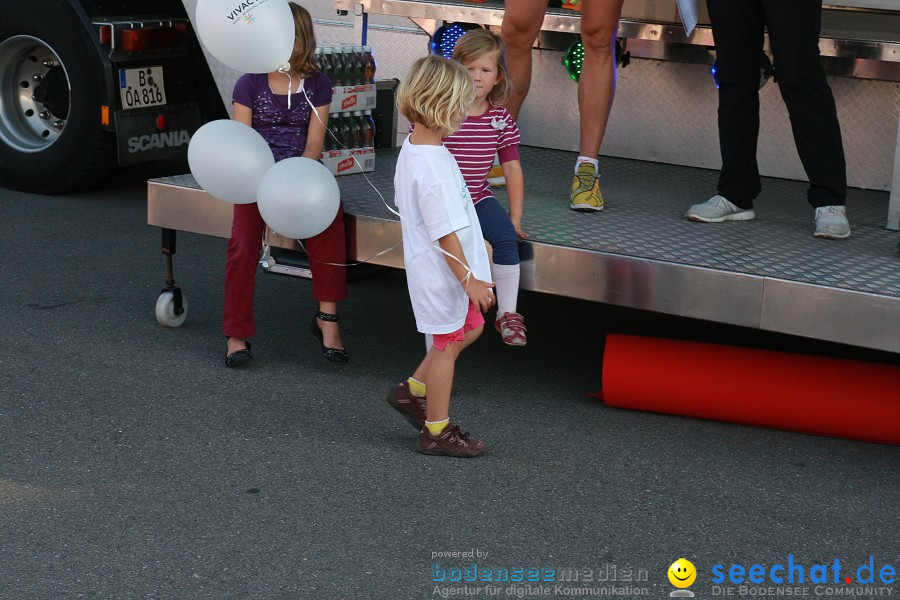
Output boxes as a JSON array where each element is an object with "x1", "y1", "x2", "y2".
[{"x1": 601, "y1": 334, "x2": 900, "y2": 445}]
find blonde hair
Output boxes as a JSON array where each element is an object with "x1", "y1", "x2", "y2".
[
  {"x1": 288, "y1": 3, "x2": 317, "y2": 78},
  {"x1": 396, "y1": 55, "x2": 475, "y2": 136},
  {"x1": 451, "y1": 28, "x2": 511, "y2": 106}
]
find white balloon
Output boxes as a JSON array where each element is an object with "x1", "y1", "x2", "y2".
[
  {"x1": 257, "y1": 157, "x2": 341, "y2": 239},
  {"x1": 188, "y1": 120, "x2": 275, "y2": 204},
  {"x1": 195, "y1": 0, "x2": 294, "y2": 74}
]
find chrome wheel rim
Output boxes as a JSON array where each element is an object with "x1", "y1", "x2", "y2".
[{"x1": 0, "y1": 35, "x2": 69, "y2": 152}]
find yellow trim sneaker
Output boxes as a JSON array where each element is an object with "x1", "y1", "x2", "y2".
[
  {"x1": 570, "y1": 162, "x2": 604, "y2": 212},
  {"x1": 487, "y1": 165, "x2": 506, "y2": 188}
]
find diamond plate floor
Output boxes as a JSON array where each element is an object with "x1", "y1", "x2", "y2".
[{"x1": 340, "y1": 146, "x2": 900, "y2": 299}]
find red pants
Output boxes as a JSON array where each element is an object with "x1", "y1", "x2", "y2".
[{"x1": 223, "y1": 201, "x2": 348, "y2": 339}]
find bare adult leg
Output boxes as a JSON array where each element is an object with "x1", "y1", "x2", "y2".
[
  {"x1": 501, "y1": 0, "x2": 549, "y2": 120},
  {"x1": 317, "y1": 300, "x2": 343, "y2": 350},
  {"x1": 578, "y1": 0, "x2": 626, "y2": 158}
]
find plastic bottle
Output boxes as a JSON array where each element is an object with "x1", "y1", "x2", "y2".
[
  {"x1": 331, "y1": 46, "x2": 345, "y2": 87},
  {"x1": 336, "y1": 113, "x2": 352, "y2": 149},
  {"x1": 362, "y1": 45, "x2": 376, "y2": 84},
  {"x1": 325, "y1": 112, "x2": 340, "y2": 151},
  {"x1": 342, "y1": 46, "x2": 355, "y2": 86},
  {"x1": 349, "y1": 111, "x2": 364, "y2": 150},
  {"x1": 320, "y1": 47, "x2": 334, "y2": 85},
  {"x1": 351, "y1": 46, "x2": 365, "y2": 85},
  {"x1": 362, "y1": 109, "x2": 376, "y2": 148}
]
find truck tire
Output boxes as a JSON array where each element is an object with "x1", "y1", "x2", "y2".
[{"x1": 0, "y1": 0, "x2": 116, "y2": 194}]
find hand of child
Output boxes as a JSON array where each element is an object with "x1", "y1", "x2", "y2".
[
  {"x1": 511, "y1": 216, "x2": 528, "y2": 239},
  {"x1": 465, "y1": 278, "x2": 496, "y2": 313}
]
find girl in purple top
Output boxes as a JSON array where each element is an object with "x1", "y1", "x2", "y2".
[{"x1": 223, "y1": 3, "x2": 349, "y2": 367}]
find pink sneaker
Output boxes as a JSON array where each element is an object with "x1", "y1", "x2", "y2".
[{"x1": 495, "y1": 312, "x2": 527, "y2": 346}]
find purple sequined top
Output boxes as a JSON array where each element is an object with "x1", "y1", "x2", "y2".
[{"x1": 232, "y1": 71, "x2": 333, "y2": 162}]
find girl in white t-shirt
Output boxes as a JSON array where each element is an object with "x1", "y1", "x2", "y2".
[{"x1": 388, "y1": 55, "x2": 495, "y2": 458}]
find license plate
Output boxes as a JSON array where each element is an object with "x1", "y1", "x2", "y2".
[{"x1": 119, "y1": 66, "x2": 166, "y2": 109}]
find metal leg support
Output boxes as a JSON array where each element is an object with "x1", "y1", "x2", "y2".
[
  {"x1": 889, "y1": 111, "x2": 900, "y2": 231},
  {"x1": 353, "y1": 3, "x2": 368, "y2": 46},
  {"x1": 161, "y1": 228, "x2": 184, "y2": 316}
]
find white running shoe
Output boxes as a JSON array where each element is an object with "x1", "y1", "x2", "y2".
[
  {"x1": 686, "y1": 195, "x2": 755, "y2": 223},
  {"x1": 814, "y1": 205, "x2": 851, "y2": 239}
]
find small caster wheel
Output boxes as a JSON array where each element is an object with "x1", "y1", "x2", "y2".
[{"x1": 156, "y1": 290, "x2": 187, "y2": 327}]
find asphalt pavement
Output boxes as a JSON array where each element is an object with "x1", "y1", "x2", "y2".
[{"x1": 0, "y1": 182, "x2": 897, "y2": 599}]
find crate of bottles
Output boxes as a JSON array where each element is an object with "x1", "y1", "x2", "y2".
[
  {"x1": 316, "y1": 44, "x2": 377, "y2": 114},
  {"x1": 321, "y1": 110, "x2": 376, "y2": 176}
]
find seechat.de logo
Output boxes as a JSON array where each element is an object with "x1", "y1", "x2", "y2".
[{"x1": 710, "y1": 556, "x2": 896, "y2": 586}]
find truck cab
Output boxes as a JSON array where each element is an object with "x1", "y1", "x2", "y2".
[{"x1": 0, "y1": 0, "x2": 224, "y2": 193}]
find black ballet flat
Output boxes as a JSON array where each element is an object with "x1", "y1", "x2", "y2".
[
  {"x1": 225, "y1": 340, "x2": 253, "y2": 368},
  {"x1": 310, "y1": 311, "x2": 349, "y2": 364}
]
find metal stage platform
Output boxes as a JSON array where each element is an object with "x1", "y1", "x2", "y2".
[
  {"x1": 147, "y1": 146, "x2": 900, "y2": 354},
  {"x1": 328, "y1": 0, "x2": 900, "y2": 229}
]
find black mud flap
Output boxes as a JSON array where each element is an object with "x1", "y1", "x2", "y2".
[{"x1": 114, "y1": 102, "x2": 201, "y2": 166}]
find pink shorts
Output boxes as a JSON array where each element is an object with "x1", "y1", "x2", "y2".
[{"x1": 432, "y1": 301, "x2": 485, "y2": 351}]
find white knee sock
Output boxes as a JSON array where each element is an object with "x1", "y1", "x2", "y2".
[{"x1": 491, "y1": 262, "x2": 520, "y2": 317}]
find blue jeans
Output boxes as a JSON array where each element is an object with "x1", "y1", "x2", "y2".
[{"x1": 474, "y1": 196, "x2": 519, "y2": 266}]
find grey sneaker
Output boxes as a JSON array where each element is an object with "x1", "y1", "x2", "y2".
[
  {"x1": 814, "y1": 205, "x2": 851, "y2": 239},
  {"x1": 686, "y1": 195, "x2": 755, "y2": 223}
]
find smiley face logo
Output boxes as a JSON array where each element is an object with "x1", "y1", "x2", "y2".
[{"x1": 668, "y1": 558, "x2": 697, "y2": 588}]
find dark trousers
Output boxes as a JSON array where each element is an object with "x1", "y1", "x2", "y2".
[{"x1": 707, "y1": 0, "x2": 846, "y2": 209}]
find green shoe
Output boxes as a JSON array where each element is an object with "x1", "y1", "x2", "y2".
[{"x1": 570, "y1": 162, "x2": 604, "y2": 212}]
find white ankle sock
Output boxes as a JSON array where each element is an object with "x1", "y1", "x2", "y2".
[
  {"x1": 575, "y1": 156, "x2": 598, "y2": 173},
  {"x1": 491, "y1": 262, "x2": 520, "y2": 316}
]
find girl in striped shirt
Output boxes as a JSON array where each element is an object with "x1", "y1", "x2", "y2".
[{"x1": 448, "y1": 28, "x2": 528, "y2": 347}]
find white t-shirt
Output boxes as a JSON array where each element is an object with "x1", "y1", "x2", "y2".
[{"x1": 394, "y1": 136, "x2": 492, "y2": 334}]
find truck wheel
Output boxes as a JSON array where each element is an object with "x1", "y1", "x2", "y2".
[{"x1": 0, "y1": 1, "x2": 116, "y2": 194}]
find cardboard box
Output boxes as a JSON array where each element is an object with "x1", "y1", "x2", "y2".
[
  {"x1": 321, "y1": 147, "x2": 375, "y2": 176},
  {"x1": 330, "y1": 84, "x2": 376, "y2": 113}
]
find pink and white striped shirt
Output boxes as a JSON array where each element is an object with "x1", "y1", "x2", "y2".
[
  {"x1": 411, "y1": 104, "x2": 521, "y2": 205},
  {"x1": 443, "y1": 104, "x2": 520, "y2": 205}
]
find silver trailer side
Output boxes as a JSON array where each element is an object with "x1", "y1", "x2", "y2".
[{"x1": 148, "y1": 0, "x2": 900, "y2": 352}]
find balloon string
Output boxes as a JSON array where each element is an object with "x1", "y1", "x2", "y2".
[
  {"x1": 279, "y1": 67, "x2": 293, "y2": 110},
  {"x1": 294, "y1": 83, "x2": 473, "y2": 280}
]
